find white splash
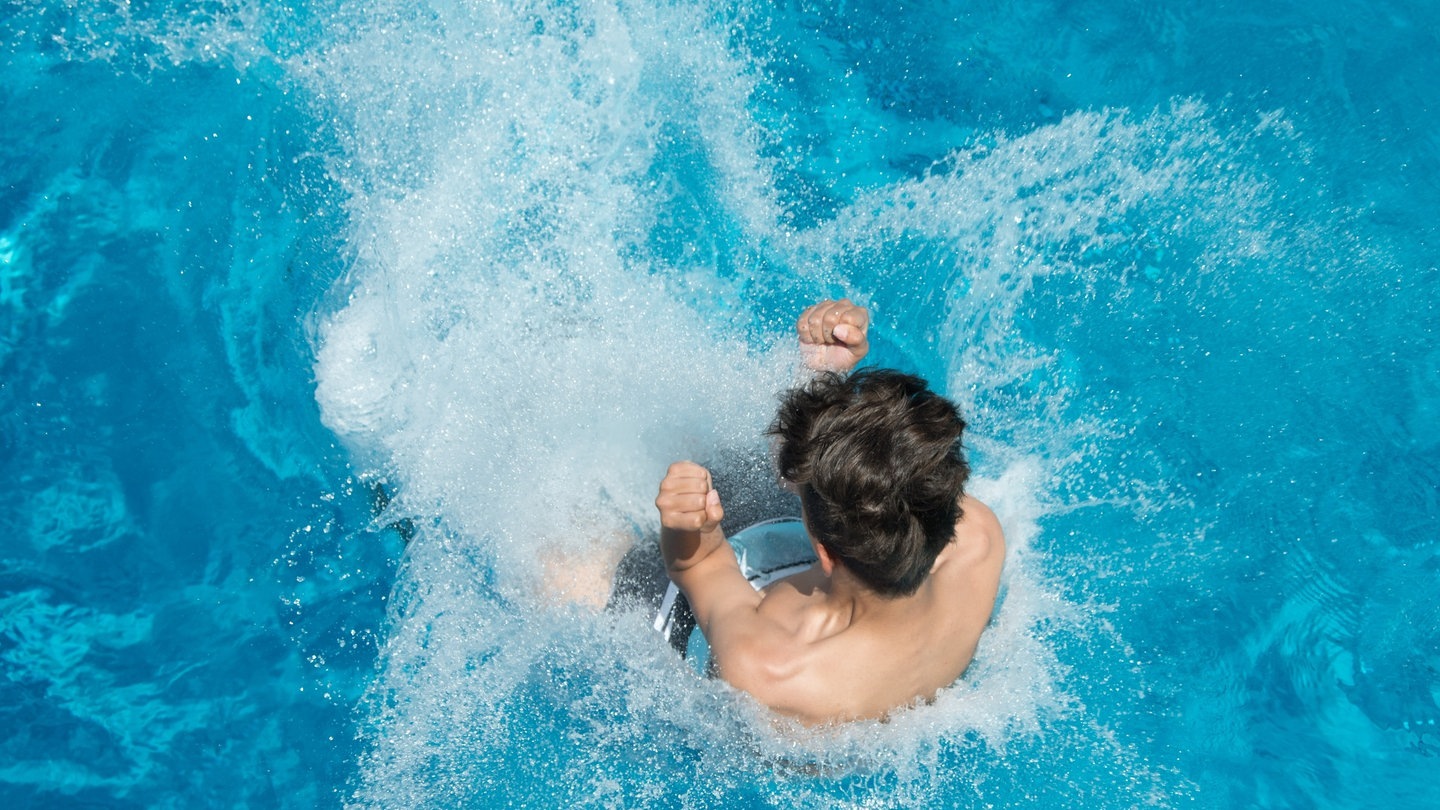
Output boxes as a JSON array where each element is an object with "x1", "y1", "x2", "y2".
[{"x1": 296, "y1": 2, "x2": 1274, "y2": 806}]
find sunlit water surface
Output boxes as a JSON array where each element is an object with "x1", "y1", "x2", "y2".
[{"x1": 2, "y1": 1, "x2": 1436, "y2": 807}]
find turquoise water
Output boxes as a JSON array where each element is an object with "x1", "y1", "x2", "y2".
[{"x1": 3, "y1": 1, "x2": 1436, "y2": 807}]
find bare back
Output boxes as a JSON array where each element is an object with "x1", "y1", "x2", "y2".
[
  {"x1": 653, "y1": 301, "x2": 993, "y2": 725},
  {"x1": 682, "y1": 497, "x2": 1006, "y2": 725}
]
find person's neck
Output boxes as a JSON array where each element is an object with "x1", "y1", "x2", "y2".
[{"x1": 821, "y1": 565, "x2": 912, "y2": 626}]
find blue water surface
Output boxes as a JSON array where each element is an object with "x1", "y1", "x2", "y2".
[{"x1": 2, "y1": 1, "x2": 1436, "y2": 808}]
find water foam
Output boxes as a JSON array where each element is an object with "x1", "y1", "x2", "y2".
[
  {"x1": 306, "y1": 0, "x2": 793, "y2": 576},
  {"x1": 298, "y1": 7, "x2": 818, "y2": 801},
  {"x1": 297, "y1": 2, "x2": 1293, "y2": 806}
]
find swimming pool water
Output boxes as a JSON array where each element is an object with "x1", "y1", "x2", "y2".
[{"x1": 2, "y1": 1, "x2": 1436, "y2": 807}]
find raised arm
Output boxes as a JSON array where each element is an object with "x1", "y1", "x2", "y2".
[
  {"x1": 654, "y1": 461, "x2": 760, "y2": 633},
  {"x1": 797, "y1": 298, "x2": 870, "y2": 372}
]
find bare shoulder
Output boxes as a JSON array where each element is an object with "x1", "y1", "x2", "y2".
[
  {"x1": 705, "y1": 611, "x2": 812, "y2": 711},
  {"x1": 702, "y1": 580, "x2": 850, "y2": 722},
  {"x1": 925, "y1": 495, "x2": 1006, "y2": 682},
  {"x1": 713, "y1": 624, "x2": 866, "y2": 725},
  {"x1": 948, "y1": 496, "x2": 1006, "y2": 568}
]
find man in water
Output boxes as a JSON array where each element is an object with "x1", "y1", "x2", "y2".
[{"x1": 656, "y1": 299, "x2": 1006, "y2": 725}]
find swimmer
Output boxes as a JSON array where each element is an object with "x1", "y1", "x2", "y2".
[{"x1": 656, "y1": 299, "x2": 1006, "y2": 725}]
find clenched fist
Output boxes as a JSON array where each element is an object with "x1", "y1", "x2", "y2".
[{"x1": 655, "y1": 461, "x2": 724, "y2": 534}]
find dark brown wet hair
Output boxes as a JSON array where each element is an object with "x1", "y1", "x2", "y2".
[{"x1": 768, "y1": 369, "x2": 969, "y2": 597}]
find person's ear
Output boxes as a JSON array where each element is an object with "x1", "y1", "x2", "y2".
[{"x1": 812, "y1": 537, "x2": 836, "y2": 576}]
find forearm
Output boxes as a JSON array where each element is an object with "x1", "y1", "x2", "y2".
[{"x1": 660, "y1": 525, "x2": 727, "y2": 573}]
